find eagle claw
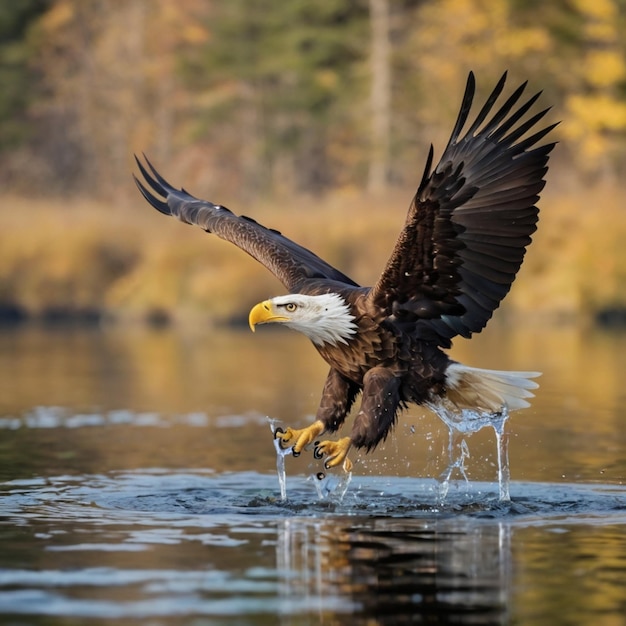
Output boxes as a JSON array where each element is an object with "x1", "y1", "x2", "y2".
[
  {"x1": 273, "y1": 427, "x2": 292, "y2": 452},
  {"x1": 313, "y1": 437, "x2": 353, "y2": 472},
  {"x1": 274, "y1": 420, "x2": 326, "y2": 456}
]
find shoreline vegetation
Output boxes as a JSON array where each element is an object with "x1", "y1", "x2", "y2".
[
  {"x1": 2, "y1": 182, "x2": 626, "y2": 331},
  {"x1": 3, "y1": 2, "x2": 626, "y2": 333}
]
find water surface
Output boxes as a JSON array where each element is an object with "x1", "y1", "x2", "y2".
[{"x1": 0, "y1": 324, "x2": 625, "y2": 624}]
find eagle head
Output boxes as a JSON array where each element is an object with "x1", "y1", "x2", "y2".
[{"x1": 248, "y1": 293, "x2": 357, "y2": 347}]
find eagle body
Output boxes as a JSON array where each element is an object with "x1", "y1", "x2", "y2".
[
  {"x1": 316, "y1": 326, "x2": 450, "y2": 451},
  {"x1": 307, "y1": 287, "x2": 449, "y2": 398},
  {"x1": 134, "y1": 72, "x2": 556, "y2": 470}
]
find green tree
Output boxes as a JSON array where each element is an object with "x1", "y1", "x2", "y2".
[
  {"x1": 2, "y1": 0, "x2": 208, "y2": 196},
  {"x1": 182, "y1": 0, "x2": 369, "y2": 196},
  {"x1": 367, "y1": 0, "x2": 391, "y2": 194},
  {"x1": 0, "y1": 0, "x2": 50, "y2": 149}
]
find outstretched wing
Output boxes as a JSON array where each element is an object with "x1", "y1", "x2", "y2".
[
  {"x1": 367, "y1": 72, "x2": 557, "y2": 346},
  {"x1": 133, "y1": 156, "x2": 359, "y2": 292}
]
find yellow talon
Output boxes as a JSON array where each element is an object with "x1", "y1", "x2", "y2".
[
  {"x1": 275, "y1": 420, "x2": 326, "y2": 455},
  {"x1": 313, "y1": 437, "x2": 353, "y2": 472}
]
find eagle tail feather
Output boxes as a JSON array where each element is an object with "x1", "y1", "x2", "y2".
[{"x1": 444, "y1": 362, "x2": 540, "y2": 413}]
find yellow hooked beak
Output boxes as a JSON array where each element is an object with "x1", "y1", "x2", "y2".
[{"x1": 248, "y1": 300, "x2": 288, "y2": 332}]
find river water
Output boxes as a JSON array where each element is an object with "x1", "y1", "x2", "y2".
[{"x1": 0, "y1": 323, "x2": 625, "y2": 625}]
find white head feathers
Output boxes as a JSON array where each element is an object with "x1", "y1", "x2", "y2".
[{"x1": 266, "y1": 293, "x2": 357, "y2": 346}]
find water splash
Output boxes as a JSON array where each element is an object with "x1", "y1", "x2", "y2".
[
  {"x1": 308, "y1": 468, "x2": 352, "y2": 501},
  {"x1": 438, "y1": 435, "x2": 471, "y2": 502},
  {"x1": 268, "y1": 418, "x2": 354, "y2": 503},
  {"x1": 494, "y1": 421, "x2": 511, "y2": 502},
  {"x1": 429, "y1": 402, "x2": 512, "y2": 503},
  {"x1": 268, "y1": 418, "x2": 290, "y2": 501},
  {"x1": 270, "y1": 403, "x2": 513, "y2": 504}
]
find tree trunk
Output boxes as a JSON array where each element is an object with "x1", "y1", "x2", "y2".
[{"x1": 367, "y1": 0, "x2": 391, "y2": 194}]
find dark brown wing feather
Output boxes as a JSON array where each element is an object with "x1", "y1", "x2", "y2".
[
  {"x1": 367, "y1": 72, "x2": 556, "y2": 346},
  {"x1": 133, "y1": 156, "x2": 358, "y2": 292}
]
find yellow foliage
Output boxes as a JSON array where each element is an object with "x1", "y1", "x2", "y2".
[
  {"x1": 315, "y1": 69, "x2": 340, "y2": 90},
  {"x1": 585, "y1": 21, "x2": 618, "y2": 42},
  {"x1": 16, "y1": 0, "x2": 626, "y2": 199},
  {"x1": 182, "y1": 22, "x2": 210, "y2": 45},
  {"x1": 405, "y1": 0, "x2": 553, "y2": 140},
  {"x1": 38, "y1": 0, "x2": 73, "y2": 32},
  {"x1": 565, "y1": 94, "x2": 626, "y2": 135},
  {"x1": 571, "y1": 0, "x2": 618, "y2": 21},
  {"x1": 414, "y1": 0, "x2": 552, "y2": 67},
  {"x1": 502, "y1": 28, "x2": 551, "y2": 58},
  {"x1": 582, "y1": 50, "x2": 626, "y2": 88}
]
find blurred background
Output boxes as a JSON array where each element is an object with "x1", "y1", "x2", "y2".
[
  {"x1": 1, "y1": 0, "x2": 626, "y2": 326},
  {"x1": 2, "y1": 9, "x2": 625, "y2": 622}
]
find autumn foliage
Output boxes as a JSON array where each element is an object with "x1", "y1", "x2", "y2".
[{"x1": 1, "y1": 0, "x2": 626, "y2": 324}]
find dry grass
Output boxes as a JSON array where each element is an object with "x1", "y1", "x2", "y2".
[
  {"x1": 507, "y1": 184, "x2": 626, "y2": 322},
  {"x1": 1, "y1": 183, "x2": 625, "y2": 325}
]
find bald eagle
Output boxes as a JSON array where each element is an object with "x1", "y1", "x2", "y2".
[{"x1": 134, "y1": 72, "x2": 556, "y2": 472}]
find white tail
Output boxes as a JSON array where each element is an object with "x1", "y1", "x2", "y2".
[{"x1": 444, "y1": 362, "x2": 540, "y2": 413}]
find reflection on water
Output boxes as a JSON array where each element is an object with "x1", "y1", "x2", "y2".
[
  {"x1": 0, "y1": 323, "x2": 625, "y2": 625},
  {"x1": 276, "y1": 516, "x2": 513, "y2": 623},
  {"x1": 1, "y1": 470, "x2": 625, "y2": 625},
  {"x1": 1, "y1": 323, "x2": 625, "y2": 482}
]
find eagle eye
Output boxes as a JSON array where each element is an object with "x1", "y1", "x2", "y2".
[{"x1": 285, "y1": 302, "x2": 297, "y2": 313}]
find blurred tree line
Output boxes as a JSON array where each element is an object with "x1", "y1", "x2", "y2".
[{"x1": 1, "y1": 0, "x2": 626, "y2": 200}]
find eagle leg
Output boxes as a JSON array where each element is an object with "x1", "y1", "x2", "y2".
[
  {"x1": 312, "y1": 368, "x2": 401, "y2": 472},
  {"x1": 351, "y1": 367, "x2": 402, "y2": 450},
  {"x1": 314, "y1": 367, "x2": 361, "y2": 432},
  {"x1": 274, "y1": 420, "x2": 326, "y2": 456},
  {"x1": 275, "y1": 369, "x2": 359, "y2": 462}
]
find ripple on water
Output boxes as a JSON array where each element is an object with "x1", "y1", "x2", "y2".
[
  {"x1": 2, "y1": 469, "x2": 625, "y2": 526},
  {"x1": 1, "y1": 470, "x2": 625, "y2": 623}
]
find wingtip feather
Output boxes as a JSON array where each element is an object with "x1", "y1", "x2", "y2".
[{"x1": 132, "y1": 173, "x2": 171, "y2": 215}]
